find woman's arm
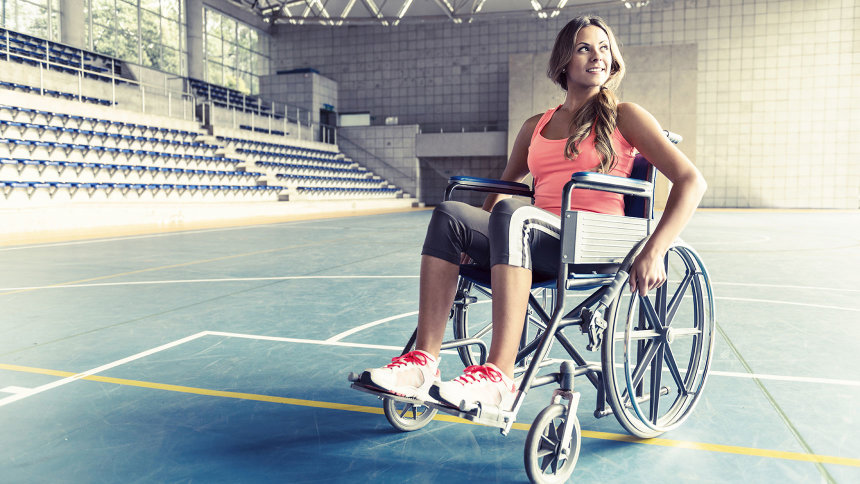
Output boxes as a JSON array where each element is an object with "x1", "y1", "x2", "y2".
[
  {"x1": 617, "y1": 102, "x2": 707, "y2": 295},
  {"x1": 481, "y1": 114, "x2": 541, "y2": 212}
]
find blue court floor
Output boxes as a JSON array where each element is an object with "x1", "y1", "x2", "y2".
[{"x1": 1, "y1": 208, "x2": 859, "y2": 483}]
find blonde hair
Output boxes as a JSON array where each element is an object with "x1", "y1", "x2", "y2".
[{"x1": 547, "y1": 16, "x2": 626, "y2": 173}]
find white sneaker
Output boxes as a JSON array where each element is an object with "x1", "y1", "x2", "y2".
[
  {"x1": 431, "y1": 363, "x2": 518, "y2": 412},
  {"x1": 361, "y1": 350, "x2": 440, "y2": 400}
]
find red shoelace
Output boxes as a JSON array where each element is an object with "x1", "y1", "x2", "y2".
[
  {"x1": 384, "y1": 350, "x2": 429, "y2": 368},
  {"x1": 453, "y1": 365, "x2": 503, "y2": 385}
]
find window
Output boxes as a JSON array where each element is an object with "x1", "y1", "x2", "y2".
[
  {"x1": 203, "y1": 8, "x2": 269, "y2": 95},
  {"x1": 87, "y1": 0, "x2": 186, "y2": 75},
  {"x1": 1, "y1": 0, "x2": 61, "y2": 40}
]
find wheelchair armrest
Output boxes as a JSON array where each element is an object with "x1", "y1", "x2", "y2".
[
  {"x1": 445, "y1": 176, "x2": 533, "y2": 201},
  {"x1": 567, "y1": 171, "x2": 653, "y2": 198}
]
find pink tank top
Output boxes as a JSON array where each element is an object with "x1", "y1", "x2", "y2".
[{"x1": 528, "y1": 105, "x2": 636, "y2": 216}]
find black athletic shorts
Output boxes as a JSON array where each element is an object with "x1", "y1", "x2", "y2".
[{"x1": 421, "y1": 198, "x2": 562, "y2": 279}]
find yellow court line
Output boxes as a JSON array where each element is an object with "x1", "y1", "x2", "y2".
[{"x1": 2, "y1": 363, "x2": 859, "y2": 468}]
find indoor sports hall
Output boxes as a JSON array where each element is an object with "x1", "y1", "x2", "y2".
[{"x1": 1, "y1": 1, "x2": 858, "y2": 483}]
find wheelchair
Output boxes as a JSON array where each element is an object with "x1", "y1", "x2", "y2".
[{"x1": 349, "y1": 131, "x2": 716, "y2": 483}]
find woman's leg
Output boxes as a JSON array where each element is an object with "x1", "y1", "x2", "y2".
[
  {"x1": 412, "y1": 201, "x2": 493, "y2": 357},
  {"x1": 362, "y1": 201, "x2": 490, "y2": 397},
  {"x1": 414, "y1": 254, "x2": 460, "y2": 358},
  {"x1": 486, "y1": 263, "x2": 533, "y2": 378}
]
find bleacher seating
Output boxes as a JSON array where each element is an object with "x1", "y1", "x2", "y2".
[
  {"x1": 0, "y1": 25, "x2": 408, "y2": 210},
  {"x1": 0, "y1": 81, "x2": 113, "y2": 106},
  {"x1": 1, "y1": 27, "x2": 120, "y2": 84},
  {"x1": 188, "y1": 78, "x2": 278, "y2": 118},
  {"x1": 0, "y1": 95, "x2": 405, "y2": 205}
]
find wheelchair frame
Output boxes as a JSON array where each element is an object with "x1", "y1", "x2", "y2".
[{"x1": 349, "y1": 131, "x2": 716, "y2": 483}]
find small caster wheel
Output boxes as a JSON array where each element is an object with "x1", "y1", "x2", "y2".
[
  {"x1": 524, "y1": 404, "x2": 581, "y2": 484},
  {"x1": 382, "y1": 397, "x2": 437, "y2": 432}
]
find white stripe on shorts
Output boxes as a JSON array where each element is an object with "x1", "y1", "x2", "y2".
[{"x1": 506, "y1": 206, "x2": 561, "y2": 269}]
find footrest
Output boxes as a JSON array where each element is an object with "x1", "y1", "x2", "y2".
[
  {"x1": 426, "y1": 401, "x2": 515, "y2": 429},
  {"x1": 348, "y1": 372, "x2": 433, "y2": 407},
  {"x1": 349, "y1": 382, "x2": 431, "y2": 407}
]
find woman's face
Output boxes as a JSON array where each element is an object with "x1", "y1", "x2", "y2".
[{"x1": 564, "y1": 25, "x2": 612, "y2": 90}]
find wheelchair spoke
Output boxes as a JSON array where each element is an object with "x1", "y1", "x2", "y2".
[
  {"x1": 662, "y1": 342, "x2": 689, "y2": 395},
  {"x1": 538, "y1": 435, "x2": 556, "y2": 456},
  {"x1": 650, "y1": 344, "x2": 666, "y2": 423},
  {"x1": 398, "y1": 404, "x2": 417, "y2": 419},
  {"x1": 618, "y1": 329, "x2": 660, "y2": 340},
  {"x1": 540, "y1": 454, "x2": 554, "y2": 472},
  {"x1": 665, "y1": 272, "x2": 693, "y2": 327},
  {"x1": 621, "y1": 340, "x2": 659, "y2": 403},
  {"x1": 668, "y1": 327, "x2": 702, "y2": 337},
  {"x1": 640, "y1": 296, "x2": 664, "y2": 331}
]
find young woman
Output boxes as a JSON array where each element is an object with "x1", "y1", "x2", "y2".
[{"x1": 361, "y1": 15, "x2": 706, "y2": 412}]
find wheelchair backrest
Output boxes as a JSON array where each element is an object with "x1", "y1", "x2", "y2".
[{"x1": 623, "y1": 154, "x2": 655, "y2": 220}]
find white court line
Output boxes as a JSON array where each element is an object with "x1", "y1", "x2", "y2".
[
  {"x1": 714, "y1": 282, "x2": 860, "y2": 293},
  {"x1": 0, "y1": 386, "x2": 30, "y2": 394},
  {"x1": 716, "y1": 296, "x2": 859, "y2": 312},
  {"x1": 0, "y1": 275, "x2": 419, "y2": 292},
  {"x1": 324, "y1": 299, "x2": 494, "y2": 343},
  {"x1": 0, "y1": 275, "x2": 860, "y2": 301},
  {"x1": 0, "y1": 331, "x2": 209, "y2": 408},
  {"x1": 326, "y1": 311, "x2": 419, "y2": 342},
  {"x1": 706, "y1": 370, "x2": 860, "y2": 387},
  {"x1": 211, "y1": 331, "x2": 860, "y2": 388},
  {"x1": 0, "y1": 219, "x2": 331, "y2": 252}
]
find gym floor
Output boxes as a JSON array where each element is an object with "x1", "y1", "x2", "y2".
[{"x1": 1, "y1": 208, "x2": 858, "y2": 483}]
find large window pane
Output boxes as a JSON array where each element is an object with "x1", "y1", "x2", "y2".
[
  {"x1": 140, "y1": 0, "x2": 160, "y2": 13},
  {"x1": 206, "y1": 35, "x2": 221, "y2": 60},
  {"x1": 162, "y1": 18, "x2": 179, "y2": 49},
  {"x1": 207, "y1": 60, "x2": 222, "y2": 85},
  {"x1": 162, "y1": 0, "x2": 180, "y2": 20},
  {"x1": 223, "y1": 41, "x2": 236, "y2": 68},
  {"x1": 205, "y1": 11, "x2": 221, "y2": 38},
  {"x1": 203, "y1": 8, "x2": 268, "y2": 95},
  {"x1": 91, "y1": 0, "x2": 115, "y2": 27},
  {"x1": 162, "y1": 46, "x2": 178, "y2": 74},
  {"x1": 237, "y1": 24, "x2": 251, "y2": 50},
  {"x1": 16, "y1": 3, "x2": 49, "y2": 38},
  {"x1": 92, "y1": 22, "x2": 117, "y2": 57},
  {"x1": 221, "y1": 17, "x2": 236, "y2": 44}
]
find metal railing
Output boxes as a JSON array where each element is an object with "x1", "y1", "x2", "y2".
[{"x1": 418, "y1": 121, "x2": 506, "y2": 133}]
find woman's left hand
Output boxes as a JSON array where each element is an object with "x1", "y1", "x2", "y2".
[{"x1": 628, "y1": 248, "x2": 667, "y2": 296}]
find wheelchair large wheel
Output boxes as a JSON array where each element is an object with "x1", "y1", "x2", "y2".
[
  {"x1": 451, "y1": 277, "x2": 554, "y2": 370},
  {"x1": 382, "y1": 397, "x2": 437, "y2": 432},
  {"x1": 601, "y1": 241, "x2": 715, "y2": 438},
  {"x1": 524, "y1": 404, "x2": 581, "y2": 484}
]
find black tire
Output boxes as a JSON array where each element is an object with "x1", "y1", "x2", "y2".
[
  {"x1": 524, "y1": 403, "x2": 581, "y2": 484},
  {"x1": 601, "y1": 242, "x2": 716, "y2": 438},
  {"x1": 382, "y1": 397, "x2": 438, "y2": 432}
]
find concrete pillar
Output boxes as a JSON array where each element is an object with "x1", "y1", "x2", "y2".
[
  {"x1": 60, "y1": 0, "x2": 85, "y2": 48},
  {"x1": 186, "y1": 0, "x2": 204, "y2": 80}
]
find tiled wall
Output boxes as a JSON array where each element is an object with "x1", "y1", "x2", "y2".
[
  {"x1": 338, "y1": 125, "x2": 421, "y2": 199},
  {"x1": 419, "y1": 156, "x2": 508, "y2": 206},
  {"x1": 261, "y1": 71, "x2": 338, "y2": 140},
  {"x1": 273, "y1": 0, "x2": 860, "y2": 209}
]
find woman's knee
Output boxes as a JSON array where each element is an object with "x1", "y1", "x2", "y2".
[{"x1": 432, "y1": 200, "x2": 470, "y2": 220}]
